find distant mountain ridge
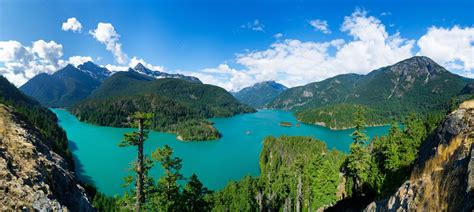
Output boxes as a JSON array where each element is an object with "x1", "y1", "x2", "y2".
[
  {"x1": 20, "y1": 64, "x2": 101, "y2": 107},
  {"x1": 268, "y1": 56, "x2": 473, "y2": 129},
  {"x1": 19, "y1": 61, "x2": 202, "y2": 107},
  {"x1": 133, "y1": 63, "x2": 201, "y2": 83},
  {"x1": 234, "y1": 81, "x2": 287, "y2": 108},
  {"x1": 70, "y1": 69, "x2": 255, "y2": 140}
]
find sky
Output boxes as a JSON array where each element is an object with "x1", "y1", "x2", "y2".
[{"x1": 0, "y1": 0, "x2": 473, "y2": 91}]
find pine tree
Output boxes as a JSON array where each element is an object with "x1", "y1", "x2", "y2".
[
  {"x1": 351, "y1": 106, "x2": 368, "y2": 144},
  {"x1": 151, "y1": 145, "x2": 184, "y2": 211},
  {"x1": 182, "y1": 174, "x2": 211, "y2": 212},
  {"x1": 118, "y1": 112, "x2": 153, "y2": 211}
]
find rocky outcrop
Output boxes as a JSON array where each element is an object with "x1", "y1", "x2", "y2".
[
  {"x1": 365, "y1": 100, "x2": 474, "y2": 212},
  {"x1": 0, "y1": 104, "x2": 93, "y2": 211}
]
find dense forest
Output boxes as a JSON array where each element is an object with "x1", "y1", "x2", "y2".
[
  {"x1": 70, "y1": 70, "x2": 254, "y2": 141},
  {"x1": 0, "y1": 76, "x2": 74, "y2": 169},
  {"x1": 295, "y1": 103, "x2": 387, "y2": 129}
]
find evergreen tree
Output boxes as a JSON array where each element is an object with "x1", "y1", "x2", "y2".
[
  {"x1": 351, "y1": 107, "x2": 368, "y2": 144},
  {"x1": 182, "y1": 174, "x2": 211, "y2": 212},
  {"x1": 151, "y1": 145, "x2": 184, "y2": 211},
  {"x1": 345, "y1": 107, "x2": 371, "y2": 195},
  {"x1": 118, "y1": 112, "x2": 153, "y2": 211}
]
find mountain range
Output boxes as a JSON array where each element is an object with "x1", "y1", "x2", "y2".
[
  {"x1": 268, "y1": 56, "x2": 473, "y2": 129},
  {"x1": 233, "y1": 81, "x2": 287, "y2": 108},
  {"x1": 19, "y1": 62, "x2": 201, "y2": 108},
  {"x1": 69, "y1": 69, "x2": 255, "y2": 140}
]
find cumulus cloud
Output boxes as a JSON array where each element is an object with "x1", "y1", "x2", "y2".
[
  {"x1": 90, "y1": 22, "x2": 128, "y2": 64},
  {"x1": 31, "y1": 40, "x2": 63, "y2": 65},
  {"x1": 309, "y1": 19, "x2": 331, "y2": 34},
  {"x1": 62, "y1": 17, "x2": 82, "y2": 33},
  {"x1": 59, "y1": 56, "x2": 94, "y2": 67},
  {"x1": 0, "y1": 40, "x2": 65, "y2": 86},
  {"x1": 187, "y1": 64, "x2": 255, "y2": 91},
  {"x1": 104, "y1": 57, "x2": 165, "y2": 73},
  {"x1": 194, "y1": 9, "x2": 416, "y2": 90},
  {"x1": 241, "y1": 19, "x2": 265, "y2": 32},
  {"x1": 417, "y1": 25, "x2": 474, "y2": 76}
]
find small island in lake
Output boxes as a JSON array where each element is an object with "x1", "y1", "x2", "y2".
[{"x1": 279, "y1": 122, "x2": 293, "y2": 127}]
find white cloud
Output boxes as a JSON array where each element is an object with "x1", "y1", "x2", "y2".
[
  {"x1": 104, "y1": 57, "x2": 165, "y2": 73},
  {"x1": 187, "y1": 64, "x2": 254, "y2": 91},
  {"x1": 90, "y1": 22, "x2": 128, "y2": 64},
  {"x1": 241, "y1": 19, "x2": 265, "y2": 32},
  {"x1": 309, "y1": 19, "x2": 331, "y2": 34},
  {"x1": 59, "y1": 56, "x2": 94, "y2": 67},
  {"x1": 62, "y1": 17, "x2": 82, "y2": 33},
  {"x1": 0, "y1": 40, "x2": 33, "y2": 63},
  {"x1": 129, "y1": 57, "x2": 165, "y2": 72},
  {"x1": 190, "y1": 9, "x2": 421, "y2": 91},
  {"x1": 31, "y1": 40, "x2": 63, "y2": 65},
  {"x1": 0, "y1": 40, "x2": 65, "y2": 86},
  {"x1": 274, "y1": 33, "x2": 284, "y2": 39},
  {"x1": 417, "y1": 25, "x2": 474, "y2": 76}
]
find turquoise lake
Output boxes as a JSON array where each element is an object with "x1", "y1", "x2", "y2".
[{"x1": 51, "y1": 109, "x2": 390, "y2": 196}]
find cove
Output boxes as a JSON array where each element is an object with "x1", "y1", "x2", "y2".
[{"x1": 51, "y1": 109, "x2": 390, "y2": 196}]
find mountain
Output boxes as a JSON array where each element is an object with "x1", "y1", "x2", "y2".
[
  {"x1": 0, "y1": 76, "x2": 93, "y2": 210},
  {"x1": 69, "y1": 70, "x2": 255, "y2": 141},
  {"x1": 269, "y1": 56, "x2": 472, "y2": 129},
  {"x1": 20, "y1": 64, "x2": 101, "y2": 107},
  {"x1": 233, "y1": 81, "x2": 287, "y2": 108},
  {"x1": 133, "y1": 63, "x2": 202, "y2": 83},
  {"x1": 77, "y1": 61, "x2": 111, "y2": 82},
  {"x1": 365, "y1": 100, "x2": 474, "y2": 211}
]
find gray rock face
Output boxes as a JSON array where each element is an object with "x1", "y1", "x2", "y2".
[
  {"x1": 0, "y1": 104, "x2": 94, "y2": 211},
  {"x1": 365, "y1": 100, "x2": 474, "y2": 212}
]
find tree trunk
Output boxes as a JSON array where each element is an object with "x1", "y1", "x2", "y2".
[{"x1": 136, "y1": 119, "x2": 144, "y2": 212}]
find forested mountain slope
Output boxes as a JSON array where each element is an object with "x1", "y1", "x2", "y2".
[
  {"x1": 234, "y1": 81, "x2": 287, "y2": 108},
  {"x1": 70, "y1": 70, "x2": 255, "y2": 140},
  {"x1": 20, "y1": 64, "x2": 101, "y2": 107},
  {"x1": 269, "y1": 56, "x2": 472, "y2": 129}
]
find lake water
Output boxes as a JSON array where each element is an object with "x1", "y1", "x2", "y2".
[{"x1": 51, "y1": 109, "x2": 390, "y2": 196}]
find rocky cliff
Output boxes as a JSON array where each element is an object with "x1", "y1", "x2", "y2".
[
  {"x1": 365, "y1": 100, "x2": 474, "y2": 211},
  {"x1": 0, "y1": 104, "x2": 93, "y2": 211}
]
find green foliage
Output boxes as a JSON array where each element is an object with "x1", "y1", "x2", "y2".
[
  {"x1": 345, "y1": 143, "x2": 371, "y2": 194},
  {"x1": 210, "y1": 176, "x2": 260, "y2": 211},
  {"x1": 212, "y1": 136, "x2": 345, "y2": 211},
  {"x1": 343, "y1": 112, "x2": 441, "y2": 198},
  {"x1": 92, "y1": 192, "x2": 120, "y2": 211},
  {"x1": 70, "y1": 71, "x2": 255, "y2": 140},
  {"x1": 182, "y1": 174, "x2": 212, "y2": 211},
  {"x1": 296, "y1": 104, "x2": 387, "y2": 129},
  {"x1": 0, "y1": 76, "x2": 74, "y2": 170},
  {"x1": 149, "y1": 145, "x2": 184, "y2": 211},
  {"x1": 351, "y1": 107, "x2": 369, "y2": 144},
  {"x1": 272, "y1": 56, "x2": 471, "y2": 129}
]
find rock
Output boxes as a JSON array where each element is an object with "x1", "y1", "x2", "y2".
[
  {"x1": 0, "y1": 104, "x2": 94, "y2": 211},
  {"x1": 364, "y1": 100, "x2": 474, "y2": 212}
]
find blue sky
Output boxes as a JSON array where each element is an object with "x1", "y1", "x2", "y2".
[{"x1": 0, "y1": 0, "x2": 473, "y2": 90}]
